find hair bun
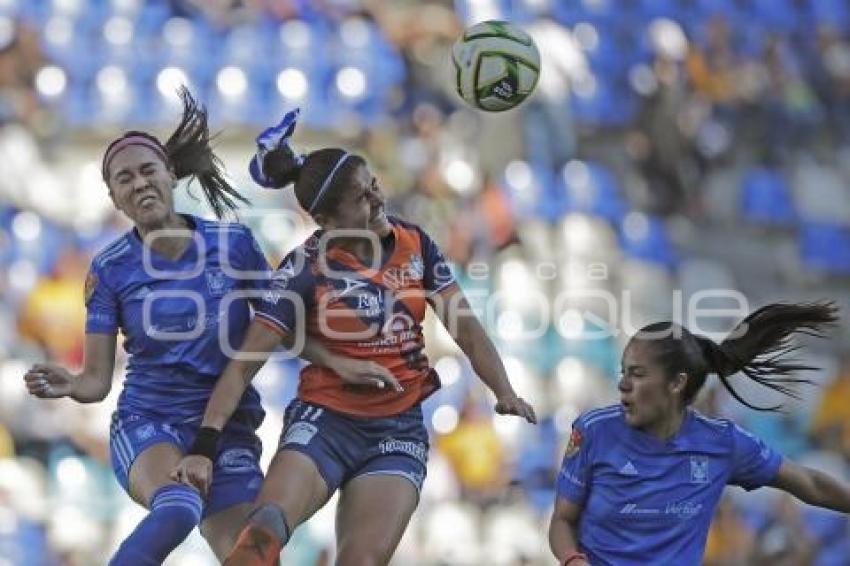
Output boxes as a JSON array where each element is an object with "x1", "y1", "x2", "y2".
[{"x1": 263, "y1": 145, "x2": 303, "y2": 188}]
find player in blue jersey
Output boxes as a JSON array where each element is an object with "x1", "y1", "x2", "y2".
[
  {"x1": 172, "y1": 110, "x2": 536, "y2": 565},
  {"x1": 549, "y1": 302, "x2": 850, "y2": 566},
  {"x1": 21, "y1": 90, "x2": 391, "y2": 565}
]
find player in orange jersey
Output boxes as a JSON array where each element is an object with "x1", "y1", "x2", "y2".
[{"x1": 172, "y1": 110, "x2": 536, "y2": 565}]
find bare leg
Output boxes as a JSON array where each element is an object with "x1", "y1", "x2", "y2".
[{"x1": 334, "y1": 474, "x2": 419, "y2": 566}]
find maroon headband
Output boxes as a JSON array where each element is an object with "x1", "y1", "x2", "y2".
[{"x1": 101, "y1": 135, "x2": 169, "y2": 181}]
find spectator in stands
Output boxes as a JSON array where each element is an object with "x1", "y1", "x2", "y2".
[{"x1": 810, "y1": 355, "x2": 850, "y2": 459}]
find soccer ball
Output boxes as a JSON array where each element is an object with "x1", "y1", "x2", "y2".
[{"x1": 451, "y1": 20, "x2": 541, "y2": 112}]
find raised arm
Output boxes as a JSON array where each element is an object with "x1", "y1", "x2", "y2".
[
  {"x1": 24, "y1": 333, "x2": 117, "y2": 403},
  {"x1": 429, "y1": 284, "x2": 536, "y2": 423},
  {"x1": 770, "y1": 459, "x2": 850, "y2": 513}
]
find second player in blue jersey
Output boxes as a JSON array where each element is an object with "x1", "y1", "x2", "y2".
[{"x1": 549, "y1": 303, "x2": 850, "y2": 566}]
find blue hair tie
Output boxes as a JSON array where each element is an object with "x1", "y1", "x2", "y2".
[{"x1": 249, "y1": 108, "x2": 305, "y2": 189}]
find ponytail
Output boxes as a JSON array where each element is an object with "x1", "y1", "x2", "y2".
[
  {"x1": 634, "y1": 302, "x2": 838, "y2": 412},
  {"x1": 163, "y1": 87, "x2": 249, "y2": 218},
  {"x1": 101, "y1": 87, "x2": 249, "y2": 219},
  {"x1": 693, "y1": 302, "x2": 838, "y2": 411}
]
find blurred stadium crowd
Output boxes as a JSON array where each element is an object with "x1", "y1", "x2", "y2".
[{"x1": 1, "y1": 0, "x2": 850, "y2": 564}]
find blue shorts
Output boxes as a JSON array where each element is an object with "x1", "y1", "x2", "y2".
[
  {"x1": 109, "y1": 412, "x2": 263, "y2": 519},
  {"x1": 278, "y1": 400, "x2": 429, "y2": 494}
]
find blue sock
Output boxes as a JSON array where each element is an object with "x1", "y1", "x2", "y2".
[{"x1": 109, "y1": 484, "x2": 203, "y2": 566}]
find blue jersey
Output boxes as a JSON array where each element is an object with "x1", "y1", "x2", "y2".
[
  {"x1": 85, "y1": 215, "x2": 268, "y2": 423},
  {"x1": 556, "y1": 405, "x2": 783, "y2": 566}
]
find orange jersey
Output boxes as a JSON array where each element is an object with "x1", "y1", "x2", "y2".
[{"x1": 255, "y1": 217, "x2": 456, "y2": 417}]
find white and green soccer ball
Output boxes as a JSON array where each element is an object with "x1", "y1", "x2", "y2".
[{"x1": 451, "y1": 20, "x2": 541, "y2": 112}]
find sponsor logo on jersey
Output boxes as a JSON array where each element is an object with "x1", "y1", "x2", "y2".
[
  {"x1": 690, "y1": 456, "x2": 709, "y2": 484},
  {"x1": 378, "y1": 437, "x2": 428, "y2": 464},
  {"x1": 218, "y1": 447, "x2": 258, "y2": 474}
]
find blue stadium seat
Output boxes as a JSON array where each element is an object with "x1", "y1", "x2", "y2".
[
  {"x1": 800, "y1": 506, "x2": 850, "y2": 566},
  {"x1": 746, "y1": 0, "x2": 806, "y2": 31},
  {"x1": 500, "y1": 162, "x2": 561, "y2": 221},
  {"x1": 811, "y1": 0, "x2": 850, "y2": 28},
  {"x1": 634, "y1": 0, "x2": 684, "y2": 21},
  {"x1": 133, "y1": 0, "x2": 172, "y2": 37},
  {"x1": 572, "y1": 77, "x2": 638, "y2": 127},
  {"x1": 619, "y1": 212, "x2": 677, "y2": 267},
  {"x1": 739, "y1": 166, "x2": 796, "y2": 226},
  {"x1": 560, "y1": 161, "x2": 627, "y2": 224},
  {"x1": 798, "y1": 222, "x2": 850, "y2": 276},
  {"x1": 155, "y1": 17, "x2": 220, "y2": 87},
  {"x1": 514, "y1": 416, "x2": 559, "y2": 512},
  {"x1": 219, "y1": 23, "x2": 278, "y2": 79}
]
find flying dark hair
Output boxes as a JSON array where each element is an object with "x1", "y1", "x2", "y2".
[
  {"x1": 260, "y1": 144, "x2": 366, "y2": 218},
  {"x1": 101, "y1": 87, "x2": 249, "y2": 219},
  {"x1": 634, "y1": 302, "x2": 839, "y2": 411}
]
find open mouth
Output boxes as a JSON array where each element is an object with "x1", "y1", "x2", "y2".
[{"x1": 138, "y1": 195, "x2": 158, "y2": 208}]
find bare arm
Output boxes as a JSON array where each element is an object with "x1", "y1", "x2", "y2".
[
  {"x1": 430, "y1": 284, "x2": 536, "y2": 423},
  {"x1": 301, "y1": 335, "x2": 402, "y2": 391},
  {"x1": 24, "y1": 333, "x2": 117, "y2": 403},
  {"x1": 770, "y1": 459, "x2": 850, "y2": 513},
  {"x1": 201, "y1": 319, "x2": 282, "y2": 430},
  {"x1": 549, "y1": 497, "x2": 589, "y2": 565}
]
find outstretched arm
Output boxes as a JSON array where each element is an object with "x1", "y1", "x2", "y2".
[
  {"x1": 770, "y1": 459, "x2": 850, "y2": 513},
  {"x1": 24, "y1": 333, "x2": 117, "y2": 403},
  {"x1": 430, "y1": 284, "x2": 536, "y2": 423}
]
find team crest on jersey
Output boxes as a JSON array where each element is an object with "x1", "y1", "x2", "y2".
[
  {"x1": 84, "y1": 271, "x2": 97, "y2": 304},
  {"x1": 689, "y1": 456, "x2": 709, "y2": 484},
  {"x1": 564, "y1": 428, "x2": 583, "y2": 458},
  {"x1": 408, "y1": 254, "x2": 424, "y2": 280},
  {"x1": 205, "y1": 268, "x2": 231, "y2": 297}
]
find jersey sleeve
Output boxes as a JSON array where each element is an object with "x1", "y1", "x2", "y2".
[
  {"x1": 556, "y1": 419, "x2": 592, "y2": 505},
  {"x1": 236, "y1": 227, "x2": 272, "y2": 293},
  {"x1": 417, "y1": 227, "x2": 456, "y2": 294},
  {"x1": 253, "y1": 250, "x2": 315, "y2": 335},
  {"x1": 728, "y1": 423, "x2": 783, "y2": 490},
  {"x1": 84, "y1": 261, "x2": 119, "y2": 334}
]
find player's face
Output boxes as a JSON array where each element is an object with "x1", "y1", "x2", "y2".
[
  {"x1": 106, "y1": 145, "x2": 177, "y2": 227},
  {"x1": 327, "y1": 163, "x2": 388, "y2": 233},
  {"x1": 619, "y1": 340, "x2": 681, "y2": 430}
]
